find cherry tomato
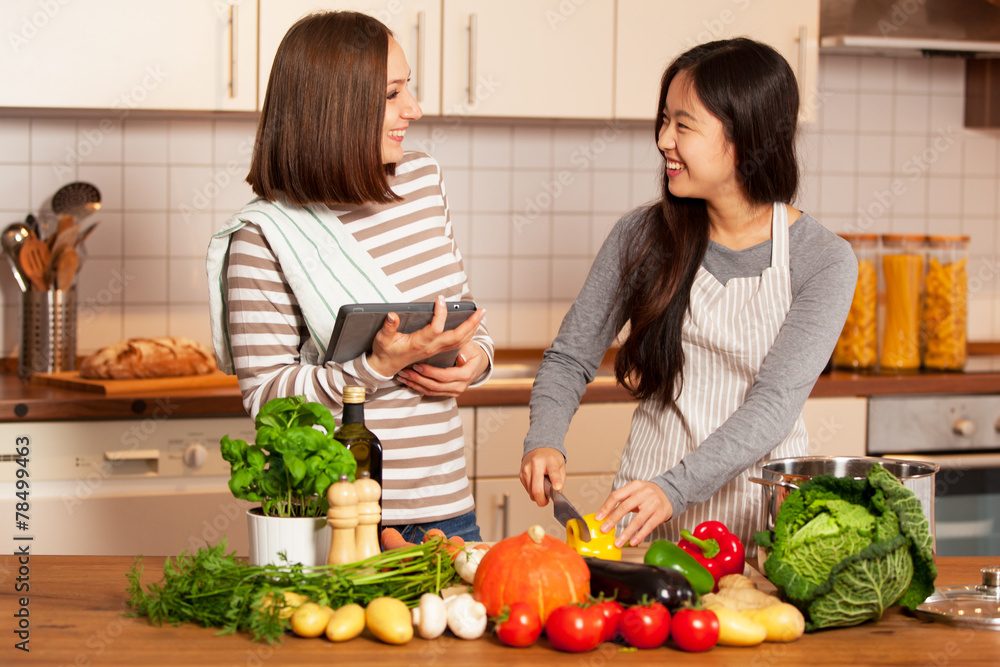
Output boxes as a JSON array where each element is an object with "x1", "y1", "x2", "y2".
[
  {"x1": 592, "y1": 599, "x2": 624, "y2": 642},
  {"x1": 545, "y1": 604, "x2": 605, "y2": 653},
  {"x1": 494, "y1": 602, "x2": 542, "y2": 648},
  {"x1": 670, "y1": 608, "x2": 720, "y2": 652},
  {"x1": 619, "y1": 602, "x2": 670, "y2": 649}
]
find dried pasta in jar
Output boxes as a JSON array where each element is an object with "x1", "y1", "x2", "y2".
[
  {"x1": 922, "y1": 235, "x2": 969, "y2": 371},
  {"x1": 833, "y1": 258, "x2": 877, "y2": 369},
  {"x1": 880, "y1": 236, "x2": 925, "y2": 371}
]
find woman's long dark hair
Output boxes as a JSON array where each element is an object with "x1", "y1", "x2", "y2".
[{"x1": 614, "y1": 38, "x2": 800, "y2": 407}]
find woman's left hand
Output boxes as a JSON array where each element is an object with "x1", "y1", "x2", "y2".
[
  {"x1": 594, "y1": 481, "x2": 674, "y2": 548},
  {"x1": 396, "y1": 342, "x2": 489, "y2": 397}
]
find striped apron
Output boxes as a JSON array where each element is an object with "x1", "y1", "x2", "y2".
[{"x1": 613, "y1": 202, "x2": 809, "y2": 553}]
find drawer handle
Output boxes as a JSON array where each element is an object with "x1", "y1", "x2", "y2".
[{"x1": 104, "y1": 449, "x2": 160, "y2": 462}]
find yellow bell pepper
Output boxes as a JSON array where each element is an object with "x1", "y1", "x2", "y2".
[{"x1": 566, "y1": 513, "x2": 622, "y2": 560}]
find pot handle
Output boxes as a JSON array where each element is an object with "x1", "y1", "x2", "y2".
[{"x1": 748, "y1": 476, "x2": 800, "y2": 491}]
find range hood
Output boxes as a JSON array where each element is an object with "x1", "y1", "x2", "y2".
[{"x1": 821, "y1": 0, "x2": 1000, "y2": 57}]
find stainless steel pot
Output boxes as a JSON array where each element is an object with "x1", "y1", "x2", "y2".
[{"x1": 751, "y1": 456, "x2": 940, "y2": 543}]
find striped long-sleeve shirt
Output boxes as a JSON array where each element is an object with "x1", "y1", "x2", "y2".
[{"x1": 223, "y1": 152, "x2": 493, "y2": 524}]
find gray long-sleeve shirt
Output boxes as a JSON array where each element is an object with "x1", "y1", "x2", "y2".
[{"x1": 524, "y1": 206, "x2": 857, "y2": 514}]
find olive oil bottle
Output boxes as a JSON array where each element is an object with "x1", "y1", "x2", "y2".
[{"x1": 335, "y1": 386, "x2": 383, "y2": 490}]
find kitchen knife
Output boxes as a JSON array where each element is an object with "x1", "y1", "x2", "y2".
[{"x1": 543, "y1": 477, "x2": 590, "y2": 542}]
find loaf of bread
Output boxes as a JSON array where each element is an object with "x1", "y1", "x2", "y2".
[{"x1": 79, "y1": 336, "x2": 218, "y2": 379}]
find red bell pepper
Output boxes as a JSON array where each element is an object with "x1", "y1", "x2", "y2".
[{"x1": 678, "y1": 521, "x2": 745, "y2": 587}]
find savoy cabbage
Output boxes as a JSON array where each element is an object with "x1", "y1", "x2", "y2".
[{"x1": 754, "y1": 463, "x2": 936, "y2": 630}]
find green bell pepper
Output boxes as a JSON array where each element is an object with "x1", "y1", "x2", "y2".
[{"x1": 644, "y1": 539, "x2": 715, "y2": 596}]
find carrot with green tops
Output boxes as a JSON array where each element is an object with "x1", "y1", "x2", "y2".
[{"x1": 380, "y1": 527, "x2": 416, "y2": 552}]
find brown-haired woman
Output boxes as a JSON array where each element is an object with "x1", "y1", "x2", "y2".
[
  {"x1": 520, "y1": 38, "x2": 857, "y2": 553},
  {"x1": 207, "y1": 11, "x2": 492, "y2": 542}
]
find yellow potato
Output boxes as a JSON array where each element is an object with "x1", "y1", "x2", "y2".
[
  {"x1": 365, "y1": 597, "x2": 413, "y2": 645},
  {"x1": 718, "y1": 574, "x2": 756, "y2": 590},
  {"x1": 742, "y1": 603, "x2": 806, "y2": 642},
  {"x1": 326, "y1": 603, "x2": 365, "y2": 642},
  {"x1": 258, "y1": 590, "x2": 308, "y2": 620},
  {"x1": 290, "y1": 602, "x2": 334, "y2": 638},
  {"x1": 703, "y1": 601, "x2": 767, "y2": 647},
  {"x1": 715, "y1": 586, "x2": 783, "y2": 611}
]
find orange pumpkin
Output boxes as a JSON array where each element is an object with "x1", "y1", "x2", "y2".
[{"x1": 473, "y1": 525, "x2": 590, "y2": 625}]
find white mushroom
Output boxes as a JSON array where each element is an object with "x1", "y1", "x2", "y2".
[
  {"x1": 411, "y1": 593, "x2": 448, "y2": 640},
  {"x1": 444, "y1": 593, "x2": 488, "y2": 640}
]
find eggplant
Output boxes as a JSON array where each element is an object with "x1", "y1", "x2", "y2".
[{"x1": 584, "y1": 557, "x2": 696, "y2": 612}]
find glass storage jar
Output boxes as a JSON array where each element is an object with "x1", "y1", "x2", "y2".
[
  {"x1": 880, "y1": 234, "x2": 926, "y2": 372},
  {"x1": 922, "y1": 234, "x2": 969, "y2": 371},
  {"x1": 832, "y1": 233, "x2": 878, "y2": 370}
]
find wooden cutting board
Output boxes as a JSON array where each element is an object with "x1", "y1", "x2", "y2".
[{"x1": 30, "y1": 370, "x2": 239, "y2": 395}]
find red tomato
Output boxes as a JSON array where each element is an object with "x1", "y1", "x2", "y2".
[
  {"x1": 494, "y1": 602, "x2": 542, "y2": 648},
  {"x1": 545, "y1": 604, "x2": 605, "y2": 653},
  {"x1": 670, "y1": 608, "x2": 720, "y2": 652},
  {"x1": 619, "y1": 602, "x2": 670, "y2": 649},
  {"x1": 592, "y1": 599, "x2": 624, "y2": 642}
]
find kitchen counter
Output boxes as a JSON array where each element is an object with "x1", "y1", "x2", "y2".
[
  {"x1": 1, "y1": 554, "x2": 996, "y2": 665},
  {"x1": 5, "y1": 348, "x2": 1000, "y2": 421}
]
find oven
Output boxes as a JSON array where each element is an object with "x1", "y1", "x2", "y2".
[
  {"x1": 867, "y1": 394, "x2": 1000, "y2": 557},
  {"x1": 0, "y1": 417, "x2": 256, "y2": 556}
]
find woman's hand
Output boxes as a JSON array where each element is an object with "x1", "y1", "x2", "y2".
[
  {"x1": 367, "y1": 296, "x2": 486, "y2": 378},
  {"x1": 519, "y1": 447, "x2": 566, "y2": 507},
  {"x1": 396, "y1": 341, "x2": 489, "y2": 397},
  {"x1": 594, "y1": 481, "x2": 673, "y2": 548}
]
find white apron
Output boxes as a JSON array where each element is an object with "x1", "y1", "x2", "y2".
[{"x1": 613, "y1": 202, "x2": 809, "y2": 552}]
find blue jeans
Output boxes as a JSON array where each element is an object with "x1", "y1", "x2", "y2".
[{"x1": 397, "y1": 510, "x2": 482, "y2": 543}]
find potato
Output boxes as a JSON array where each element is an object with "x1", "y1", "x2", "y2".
[
  {"x1": 365, "y1": 597, "x2": 413, "y2": 645},
  {"x1": 703, "y1": 601, "x2": 767, "y2": 647},
  {"x1": 715, "y1": 586, "x2": 783, "y2": 611},
  {"x1": 290, "y1": 602, "x2": 334, "y2": 638},
  {"x1": 718, "y1": 574, "x2": 756, "y2": 590},
  {"x1": 326, "y1": 603, "x2": 365, "y2": 642},
  {"x1": 742, "y1": 603, "x2": 806, "y2": 642}
]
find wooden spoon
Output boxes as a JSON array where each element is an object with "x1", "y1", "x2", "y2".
[
  {"x1": 55, "y1": 247, "x2": 78, "y2": 290},
  {"x1": 19, "y1": 237, "x2": 51, "y2": 291}
]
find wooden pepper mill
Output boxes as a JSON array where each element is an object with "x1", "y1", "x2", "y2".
[
  {"x1": 354, "y1": 471, "x2": 382, "y2": 560},
  {"x1": 327, "y1": 474, "x2": 358, "y2": 565}
]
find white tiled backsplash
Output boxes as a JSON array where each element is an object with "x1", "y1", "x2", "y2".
[{"x1": 0, "y1": 54, "x2": 998, "y2": 356}]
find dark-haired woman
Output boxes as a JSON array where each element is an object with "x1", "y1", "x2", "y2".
[
  {"x1": 519, "y1": 38, "x2": 856, "y2": 552},
  {"x1": 207, "y1": 12, "x2": 492, "y2": 541}
]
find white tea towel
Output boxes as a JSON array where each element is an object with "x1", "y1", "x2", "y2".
[{"x1": 206, "y1": 198, "x2": 402, "y2": 373}]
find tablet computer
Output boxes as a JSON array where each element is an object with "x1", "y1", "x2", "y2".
[{"x1": 323, "y1": 301, "x2": 478, "y2": 367}]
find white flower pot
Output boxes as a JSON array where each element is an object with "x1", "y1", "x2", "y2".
[{"x1": 246, "y1": 507, "x2": 331, "y2": 567}]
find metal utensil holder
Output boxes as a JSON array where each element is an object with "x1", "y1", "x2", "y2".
[{"x1": 19, "y1": 288, "x2": 77, "y2": 379}]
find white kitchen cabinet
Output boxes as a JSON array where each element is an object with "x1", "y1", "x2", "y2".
[
  {"x1": 258, "y1": 0, "x2": 442, "y2": 115},
  {"x1": 472, "y1": 401, "x2": 635, "y2": 541},
  {"x1": 476, "y1": 474, "x2": 615, "y2": 542},
  {"x1": 0, "y1": 0, "x2": 258, "y2": 111},
  {"x1": 441, "y1": 0, "x2": 615, "y2": 118},
  {"x1": 615, "y1": 0, "x2": 820, "y2": 122},
  {"x1": 801, "y1": 396, "x2": 868, "y2": 458}
]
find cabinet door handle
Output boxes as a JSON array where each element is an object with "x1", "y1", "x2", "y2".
[
  {"x1": 415, "y1": 11, "x2": 426, "y2": 103},
  {"x1": 797, "y1": 24, "x2": 807, "y2": 108},
  {"x1": 500, "y1": 491, "x2": 510, "y2": 539},
  {"x1": 229, "y1": 3, "x2": 239, "y2": 99},
  {"x1": 468, "y1": 13, "x2": 478, "y2": 105}
]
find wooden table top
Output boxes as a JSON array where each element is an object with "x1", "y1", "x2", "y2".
[{"x1": 1, "y1": 555, "x2": 998, "y2": 666}]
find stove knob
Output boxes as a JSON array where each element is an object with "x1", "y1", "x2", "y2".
[
  {"x1": 953, "y1": 419, "x2": 976, "y2": 437},
  {"x1": 183, "y1": 443, "x2": 208, "y2": 469}
]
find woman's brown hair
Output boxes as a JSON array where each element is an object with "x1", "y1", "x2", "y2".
[
  {"x1": 614, "y1": 38, "x2": 800, "y2": 407},
  {"x1": 247, "y1": 11, "x2": 400, "y2": 206}
]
